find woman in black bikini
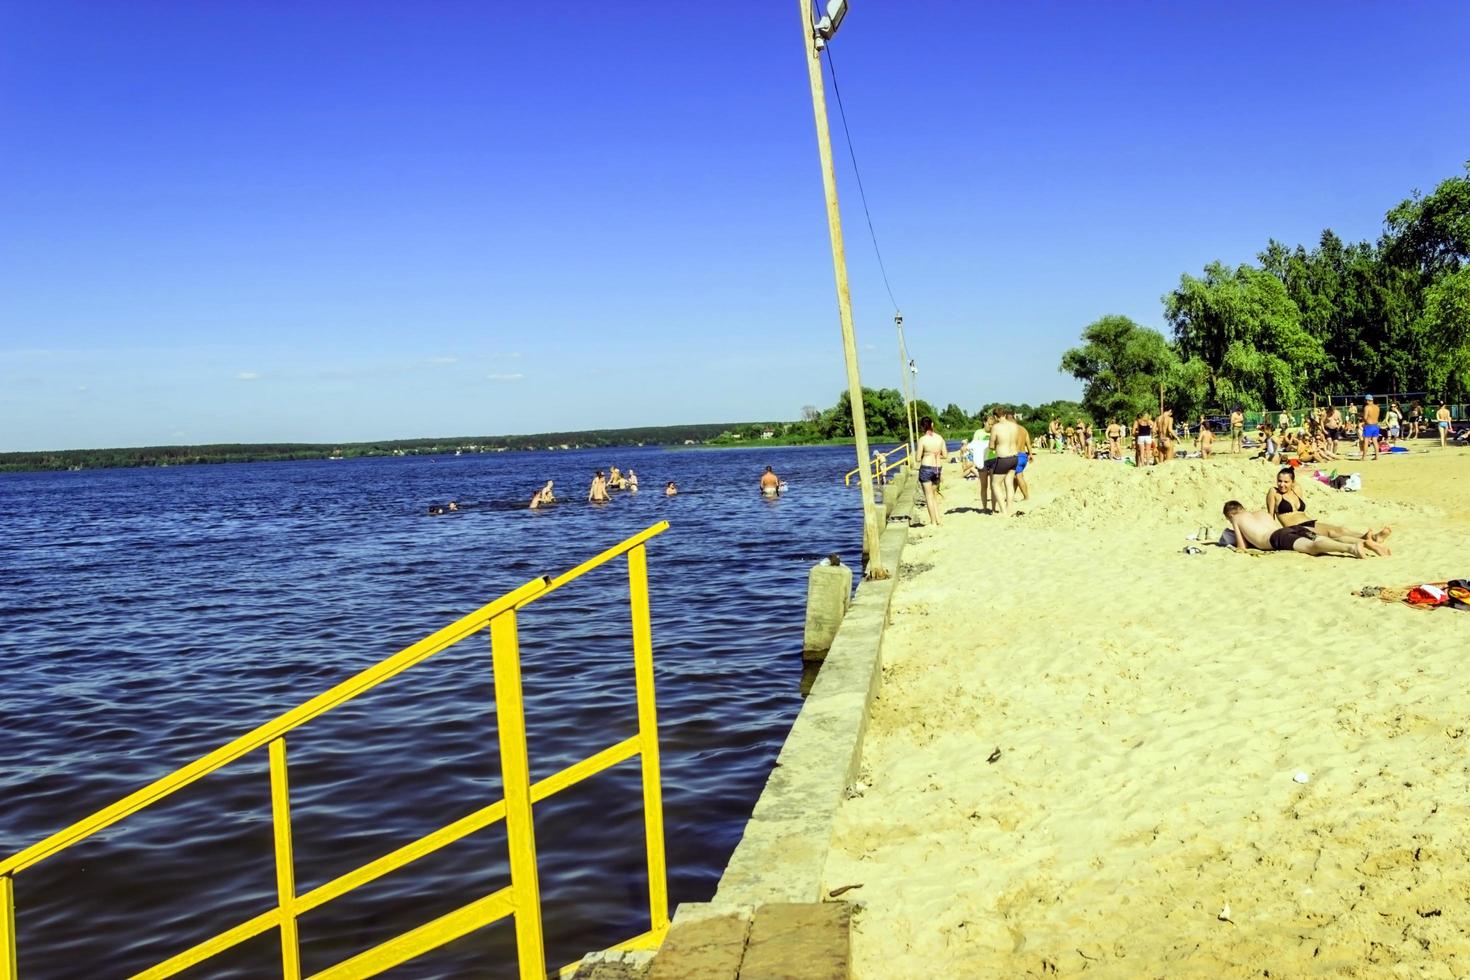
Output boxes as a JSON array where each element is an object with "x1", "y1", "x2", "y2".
[{"x1": 1265, "y1": 467, "x2": 1391, "y2": 550}]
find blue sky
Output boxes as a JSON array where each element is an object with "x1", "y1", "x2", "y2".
[{"x1": 2, "y1": 1, "x2": 1467, "y2": 451}]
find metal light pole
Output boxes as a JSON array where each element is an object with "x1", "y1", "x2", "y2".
[
  {"x1": 895, "y1": 312, "x2": 916, "y2": 461},
  {"x1": 908, "y1": 358, "x2": 920, "y2": 437},
  {"x1": 797, "y1": 0, "x2": 887, "y2": 578}
]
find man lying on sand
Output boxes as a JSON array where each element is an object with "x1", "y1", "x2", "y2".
[{"x1": 1222, "y1": 500, "x2": 1390, "y2": 558}]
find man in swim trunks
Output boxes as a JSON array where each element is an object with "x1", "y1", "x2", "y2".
[
  {"x1": 916, "y1": 415, "x2": 946, "y2": 526},
  {"x1": 760, "y1": 465, "x2": 781, "y2": 497},
  {"x1": 1437, "y1": 403, "x2": 1453, "y2": 448},
  {"x1": 988, "y1": 411, "x2": 1024, "y2": 515},
  {"x1": 971, "y1": 417, "x2": 994, "y2": 510},
  {"x1": 1014, "y1": 417, "x2": 1033, "y2": 501},
  {"x1": 1222, "y1": 501, "x2": 1383, "y2": 558},
  {"x1": 1229, "y1": 409, "x2": 1244, "y2": 454},
  {"x1": 1359, "y1": 395, "x2": 1381, "y2": 461}
]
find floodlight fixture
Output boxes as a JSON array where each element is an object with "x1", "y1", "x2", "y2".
[{"x1": 814, "y1": 0, "x2": 849, "y2": 43}]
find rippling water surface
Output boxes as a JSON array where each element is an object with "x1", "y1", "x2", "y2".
[{"x1": 0, "y1": 445, "x2": 872, "y2": 978}]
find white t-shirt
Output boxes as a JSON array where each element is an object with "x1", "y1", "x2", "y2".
[{"x1": 971, "y1": 429, "x2": 989, "y2": 462}]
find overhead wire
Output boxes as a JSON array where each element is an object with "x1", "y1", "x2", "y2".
[{"x1": 822, "y1": 43, "x2": 901, "y2": 316}]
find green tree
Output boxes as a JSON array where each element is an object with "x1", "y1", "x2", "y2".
[
  {"x1": 1059, "y1": 315, "x2": 1183, "y2": 423},
  {"x1": 938, "y1": 402, "x2": 970, "y2": 432},
  {"x1": 1383, "y1": 165, "x2": 1470, "y2": 398},
  {"x1": 1164, "y1": 262, "x2": 1325, "y2": 410}
]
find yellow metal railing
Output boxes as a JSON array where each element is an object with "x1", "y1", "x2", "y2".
[
  {"x1": 0, "y1": 521, "x2": 672, "y2": 980},
  {"x1": 843, "y1": 443, "x2": 910, "y2": 486}
]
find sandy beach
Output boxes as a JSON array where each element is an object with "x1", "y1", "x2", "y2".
[{"x1": 826, "y1": 446, "x2": 1470, "y2": 978}]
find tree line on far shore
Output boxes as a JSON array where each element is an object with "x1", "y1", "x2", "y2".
[
  {"x1": 0, "y1": 423, "x2": 742, "y2": 472},
  {"x1": 1062, "y1": 164, "x2": 1470, "y2": 425}
]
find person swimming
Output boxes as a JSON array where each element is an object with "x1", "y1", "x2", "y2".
[
  {"x1": 529, "y1": 481, "x2": 555, "y2": 509},
  {"x1": 664, "y1": 481, "x2": 677, "y2": 496}
]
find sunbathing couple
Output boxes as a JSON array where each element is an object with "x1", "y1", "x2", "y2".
[{"x1": 1224, "y1": 467, "x2": 1391, "y2": 559}]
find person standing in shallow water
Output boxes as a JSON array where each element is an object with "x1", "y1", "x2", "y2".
[
  {"x1": 916, "y1": 415, "x2": 947, "y2": 527},
  {"x1": 588, "y1": 470, "x2": 609, "y2": 503},
  {"x1": 760, "y1": 466, "x2": 781, "y2": 497}
]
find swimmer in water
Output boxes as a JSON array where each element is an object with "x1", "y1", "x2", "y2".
[
  {"x1": 427, "y1": 505, "x2": 445, "y2": 516},
  {"x1": 529, "y1": 480, "x2": 555, "y2": 509},
  {"x1": 447, "y1": 501, "x2": 459, "y2": 512},
  {"x1": 664, "y1": 481, "x2": 677, "y2": 496},
  {"x1": 627, "y1": 468, "x2": 639, "y2": 492},
  {"x1": 760, "y1": 466, "x2": 780, "y2": 497}
]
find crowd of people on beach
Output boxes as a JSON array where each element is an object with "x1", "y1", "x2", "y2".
[{"x1": 905, "y1": 392, "x2": 1465, "y2": 559}]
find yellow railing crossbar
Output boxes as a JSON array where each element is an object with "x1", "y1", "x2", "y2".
[
  {"x1": 844, "y1": 444, "x2": 909, "y2": 485},
  {"x1": 0, "y1": 576, "x2": 551, "y2": 879},
  {"x1": 4, "y1": 521, "x2": 673, "y2": 980},
  {"x1": 130, "y1": 736, "x2": 643, "y2": 978},
  {"x1": 538, "y1": 522, "x2": 669, "y2": 600},
  {"x1": 308, "y1": 887, "x2": 516, "y2": 980}
]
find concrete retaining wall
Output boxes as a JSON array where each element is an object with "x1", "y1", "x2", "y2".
[{"x1": 710, "y1": 473, "x2": 914, "y2": 906}]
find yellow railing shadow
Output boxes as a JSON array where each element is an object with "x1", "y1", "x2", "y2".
[
  {"x1": 843, "y1": 443, "x2": 909, "y2": 486},
  {"x1": 0, "y1": 522, "x2": 672, "y2": 980}
]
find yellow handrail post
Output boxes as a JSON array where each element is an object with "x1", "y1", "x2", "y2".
[
  {"x1": 2, "y1": 874, "x2": 17, "y2": 980},
  {"x1": 490, "y1": 610, "x2": 547, "y2": 980},
  {"x1": 268, "y1": 738, "x2": 302, "y2": 980},
  {"x1": 627, "y1": 544, "x2": 669, "y2": 937}
]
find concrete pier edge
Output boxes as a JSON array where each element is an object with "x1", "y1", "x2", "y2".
[{"x1": 708, "y1": 467, "x2": 916, "y2": 907}]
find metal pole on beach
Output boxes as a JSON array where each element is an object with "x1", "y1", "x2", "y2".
[
  {"x1": 797, "y1": 0, "x2": 887, "y2": 578},
  {"x1": 895, "y1": 313, "x2": 916, "y2": 461}
]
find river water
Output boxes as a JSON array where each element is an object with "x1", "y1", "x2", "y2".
[{"x1": 0, "y1": 444, "x2": 875, "y2": 978}]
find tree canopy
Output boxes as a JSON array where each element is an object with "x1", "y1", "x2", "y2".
[{"x1": 1063, "y1": 164, "x2": 1470, "y2": 411}]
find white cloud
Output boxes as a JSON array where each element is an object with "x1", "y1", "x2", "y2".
[
  {"x1": 236, "y1": 371, "x2": 262, "y2": 381},
  {"x1": 487, "y1": 372, "x2": 524, "y2": 382}
]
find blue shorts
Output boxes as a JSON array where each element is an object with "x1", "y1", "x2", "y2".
[
  {"x1": 1362, "y1": 424, "x2": 1381, "y2": 438},
  {"x1": 1016, "y1": 452, "x2": 1029, "y2": 473},
  {"x1": 919, "y1": 465, "x2": 941, "y2": 485}
]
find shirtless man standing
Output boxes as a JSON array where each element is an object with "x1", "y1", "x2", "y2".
[
  {"x1": 916, "y1": 415, "x2": 947, "y2": 527},
  {"x1": 1015, "y1": 420, "x2": 1033, "y2": 501},
  {"x1": 760, "y1": 465, "x2": 781, "y2": 497},
  {"x1": 1222, "y1": 500, "x2": 1384, "y2": 558},
  {"x1": 1229, "y1": 408, "x2": 1244, "y2": 454},
  {"x1": 1359, "y1": 395, "x2": 1382, "y2": 461},
  {"x1": 989, "y1": 411, "x2": 1024, "y2": 515},
  {"x1": 588, "y1": 471, "x2": 609, "y2": 503}
]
